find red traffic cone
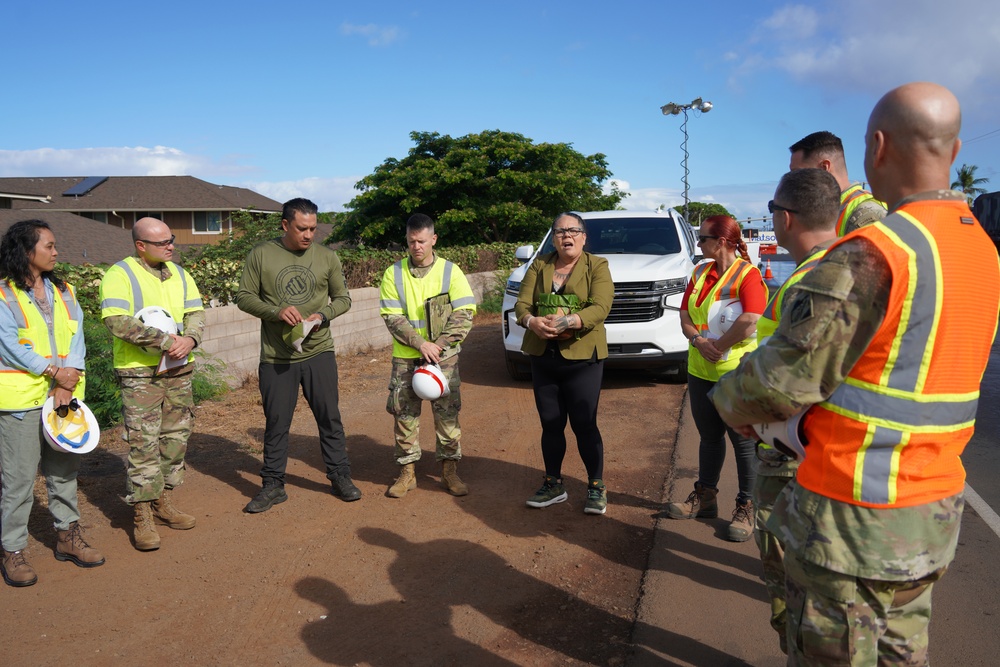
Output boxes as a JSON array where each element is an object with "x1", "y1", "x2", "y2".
[{"x1": 764, "y1": 259, "x2": 773, "y2": 280}]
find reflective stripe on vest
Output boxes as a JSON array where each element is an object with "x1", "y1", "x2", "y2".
[
  {"x1": 686, "y1": 258, "x2": 760, "y2": 381},
  {"x1": 837, "y1": 184, "x2": 877, "y2": 237},
  {"x1": 0, "y1": 280, "x2": 84, "y2": 409},
  {"x1": 102, "y1": 259, "x2": 200, "y2": 314},
  {"x1": 800, "y1": 209, "x2": 990, "y2": 506},
  {"x1": 760, "y1": 249, "x2": 826, "y2": 326}
]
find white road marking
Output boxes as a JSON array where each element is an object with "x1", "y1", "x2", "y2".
[{"x1": 965, "y1": 483, "x2": 1000, "y2": 539}]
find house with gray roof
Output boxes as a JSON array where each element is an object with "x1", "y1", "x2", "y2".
[{"x1": 0, "y1": 176, "x2": 282, "y2": 247}]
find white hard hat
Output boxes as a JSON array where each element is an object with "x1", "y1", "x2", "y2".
[
  {"x1": 755, "y1": 412, "x2": 807, "y2": 461},
  {"x1": 707, "y1": 298, "x2": 743, "y2": 337},
  {"x1": 412, "y1": 364, "x2": 450, "y2": 401},
  {"x1": 41, "y1": 396, "x2": 100, "y2": 455},
  {"x1": 134, "y1": 306, "x2": 178, "y2": 355}
]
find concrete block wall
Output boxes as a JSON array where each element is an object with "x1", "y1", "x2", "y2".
[{"x1": 199, "y1": 271, "x2": 499, "y2": 381}]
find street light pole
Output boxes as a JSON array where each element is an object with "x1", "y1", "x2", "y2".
[{"x1": 660, "y1": 97, "x2": 713, "y2": 225}]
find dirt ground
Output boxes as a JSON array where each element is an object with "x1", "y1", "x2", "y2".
[{"x1": 3, "y1": 313, "x2": 687, "y2": 666}]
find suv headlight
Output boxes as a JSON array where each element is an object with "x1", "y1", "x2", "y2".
[
  {"x1": 651, "y1": 277, "x2": 687, "y2": 292},
  {"x1": 505, "y1": 279, "x2": 521, "y2": 297}
]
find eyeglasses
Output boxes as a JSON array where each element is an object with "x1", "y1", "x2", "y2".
[
  {"x1": 552, "y1": 227, "x2": 585, "y2": 238},
  {"x1": 138, "y1": 235, "x2": 176, "y2": 248},
  {"x1": 698, "y1": 235, "x2": 718, "y2": 243},
  {"x1": 767, "y1": 200, "x2": 798, "y2": 215}
]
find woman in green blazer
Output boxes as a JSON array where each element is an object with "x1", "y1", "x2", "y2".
[{"x1": 514, "y1": 213, "x2": 614, "y2": 515}]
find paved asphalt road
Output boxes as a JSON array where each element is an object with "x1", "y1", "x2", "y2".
[{"x1": 629, "y1": 332, "x2": 1000, "y2": 666}]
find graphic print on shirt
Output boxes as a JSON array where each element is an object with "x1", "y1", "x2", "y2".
[{"x1": 275, "y1": 265, "x2": 316, "y2": 306}]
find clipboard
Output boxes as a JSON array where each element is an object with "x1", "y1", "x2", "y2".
[{"x1": 424, "y1": 293, "x2": 452, "y2": 341}]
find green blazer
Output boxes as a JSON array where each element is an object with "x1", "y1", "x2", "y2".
[{"x1": 514, "y1": 251, "x2": 614, "y2": 360}]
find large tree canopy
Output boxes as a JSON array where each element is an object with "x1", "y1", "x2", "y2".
[
  {"x1": 672, "y1": 202, "x2": 732, "y2": 226},
  {"x1": 334, "y1": 130, "x2": 627, "y2": 246}
]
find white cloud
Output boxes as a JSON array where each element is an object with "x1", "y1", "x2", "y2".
[
  {"x1": 0, "y1": 146, "x2": 252, "y2": 178},
  {"x1": 340, "y1": 22, "x2": 402, "y2": 47},
  {"x1": 617, "y1": 182, "x2": 779, "y2": 222},
  {"x1": 244, "y1": 176, "x2": 360, "y2": 213},
  {"x1": 733, "y1": 0, "x2": 1000, "y2": 107}
]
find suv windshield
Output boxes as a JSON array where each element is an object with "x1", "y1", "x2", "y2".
[{"x1": 539, "y1": 217, "x2": 682, "y2": 256}]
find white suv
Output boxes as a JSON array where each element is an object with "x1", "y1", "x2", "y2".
[{"x1": 501, "y1": 209, "x2": 698, "y2": 380}]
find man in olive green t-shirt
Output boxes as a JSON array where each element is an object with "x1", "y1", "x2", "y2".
[{"x1": 235, "y1": 198, "x2": 360, "y2": 512}]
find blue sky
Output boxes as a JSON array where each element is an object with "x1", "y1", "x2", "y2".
[{"x1": 3, "y1": 0, "x2": 998, "y2": 222}]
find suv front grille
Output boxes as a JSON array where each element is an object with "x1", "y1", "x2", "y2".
[{"x1": 607, "y1": 281, "x2": 680, "y2": 324}]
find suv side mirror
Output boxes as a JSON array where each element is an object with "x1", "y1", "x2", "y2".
[{"x1": 514, "y1": 245, "x2": 534, "y2": 264}]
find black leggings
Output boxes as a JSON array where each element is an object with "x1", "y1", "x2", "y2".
[
  {"x1": 529, "y1": 353, "x2": 605, "y2": 480},
  {"x1": 687, "y1": 373, "x2": 756, "y2": 502}
]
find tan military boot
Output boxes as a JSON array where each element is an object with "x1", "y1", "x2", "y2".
[
  {"x1": 727, "y1": 498, "x2": 755, "y2": 542},
  {"x1": 55, "y1": 522, "x2": 105, "y2": 567},
  {"x1": 152, "y1": 489, "x2": 196, "y2": 530},
  {"x1": 441, "y1": 460, "x2": 469, "y2": 496},
  {"x1": 133, "y1": 501, "x2": 161, "y2": 551},
  {"x1": 665, "y1": 482, "x2": 719, "y2": 519},
  {"x1": 388, "y1": 463, "x2": 417, "y2": 498},
  {"x1": 1, "y1": 549, "x2": 37, "y2": 587}
]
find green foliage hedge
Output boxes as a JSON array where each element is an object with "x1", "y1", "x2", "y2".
[{"x1": 56, "y1": 224, "x2": 522, "y2": 426}]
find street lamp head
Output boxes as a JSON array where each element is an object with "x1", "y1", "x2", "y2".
[
  {"x1": 690, "y1": 97, "x2": 703, "y2": 108},
  {"x1": 699, "y1": 100, "x2": 713, "y2": 113},
  {"x1": 660, "y1": 103, "x2": 680, "y2": 116}
]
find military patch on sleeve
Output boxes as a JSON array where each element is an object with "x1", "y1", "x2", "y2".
[
  {"x1": 960, "y1": 217, "x2": 974, "y2": 225},
  {"x1": 787, "y1": 292, "x2": 813, "y2": 327}
]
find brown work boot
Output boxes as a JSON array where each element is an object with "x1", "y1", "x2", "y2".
[
  {"x1": 152, "y1": 489, "x2": 196, "y2": 530},
  {"x1": 133, "y1": 501, "x2": 161, "y2": 551},
  {"x1": 665, "y1": 482, "x2": 719, "y2": 519},
  {"x1": 1, "y1": 549, "x2": 38, "y2": 587},
  {"x1": 55, "y1": 522, "x2": 105, "y2": 568},
  {"x1": 727, "y1": 498, "x2": 755, "y2": 542},
  {"x1": 388, "y1": 463, "x2": 417, "y2": 498},
  {"x1": 441, "y1": 460, "x2": 469, "y2": 496}
]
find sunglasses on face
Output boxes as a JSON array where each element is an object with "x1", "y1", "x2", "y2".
[
  {"x1": 767, "y1": 200, "x2": 799, "y2": 215},
  {"x1": 139, "y1": 235, "x2": 176, "y2": 248}
]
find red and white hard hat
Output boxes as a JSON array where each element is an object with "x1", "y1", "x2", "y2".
[
  {"x1": 41, "y1": 396, "x2": 100, "y2": 455},
  {"x1": 412, "y1": 364, "x2": 450, "y2": 401},
  {"x1": 707, "y1": 298, "x2": 743, "y2": 337}
]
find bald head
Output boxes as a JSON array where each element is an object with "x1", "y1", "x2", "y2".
[
  {"x1": 132, "y1": 217, "x2": 175, "y2": 265},
  {"x1": 864, "y1": 82, "x2": 962, "y2": 207}
]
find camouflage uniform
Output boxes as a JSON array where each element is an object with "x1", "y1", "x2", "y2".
[
  {"x1": 711, "y1": 192, "x2": 973, "y2": 665},
  {"x1": 382, "y1": 256, "x2": 474, "y2": 465},
  {"x1": 103, "y1": 260, "x2": 205, "y2": 504}
]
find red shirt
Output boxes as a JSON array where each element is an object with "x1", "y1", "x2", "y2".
[{"x1": 681, "y1": 260, "x2": 767, "y2": 313}]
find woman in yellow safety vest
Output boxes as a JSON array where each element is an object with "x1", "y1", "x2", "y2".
[
  {"x1": 666, "y1": 215, "x2": 767, "y2": 542},
  {"x1": 0, "y1": 220, "x2": 104, "y2": 588}
]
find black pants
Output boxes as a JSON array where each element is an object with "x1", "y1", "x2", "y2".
[
  {"x1": 529, "y1": 353, "x2": 605, "y2": 481},
  {"x1": 258, "y1": 352, "x2": 350, "y2": 484},
  {"x1": 687, "y1": 373, "x2": 755, "y2": 502}
]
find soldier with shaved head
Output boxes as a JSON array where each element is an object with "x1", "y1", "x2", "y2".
[
  {"x1": 713, "y1": 83, "x2": 1000, "y2": 663},
  {"x1": 100, "y1": 216, "x2": 205, "y2": 551}
]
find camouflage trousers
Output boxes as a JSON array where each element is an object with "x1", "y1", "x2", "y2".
[
  {"x1": 752, "y1": 455, "x2": 798, "y2": 654},
  {"x1": 118, "y1": 371, "x2": 194, "y2": 504},
  {"x1": 784, "y1": 552, "x2": 944, "y2": 666},
  {"x1": 386, "y1": 355, "x2": 462, "y2": 465}
]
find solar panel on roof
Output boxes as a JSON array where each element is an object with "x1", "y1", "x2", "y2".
[{"x1": 62, "y1": 177, "x2": 109, "y2": 197}]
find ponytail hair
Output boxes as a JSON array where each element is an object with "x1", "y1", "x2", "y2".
[{"x1": 702, "y1": 215, "x2": 750, "y2": 262}]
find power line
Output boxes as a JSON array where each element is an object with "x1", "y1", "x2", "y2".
[{"x1": 962, "y1": 128, "x2": 1000, "y2": 146}]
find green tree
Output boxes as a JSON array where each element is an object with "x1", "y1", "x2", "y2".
[
  {"x1": 951, "y1": 163, "x2": 990, "y2": 205},
  {"x1": 334, "y1": 130, "x2": 627, "y2": 247},
  {"x1": 672, "y1": 202, "x2": 733, "y2": 226}
]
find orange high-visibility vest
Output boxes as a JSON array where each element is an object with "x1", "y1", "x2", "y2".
[{"x1": 797, "y1": 200, "x2": 1000, "y2": 507}]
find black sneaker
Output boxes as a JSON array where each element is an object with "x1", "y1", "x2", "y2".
[
  {"x1": 584, "y1": 479, "x2": 607, "y2": 515},
  {"x1": 244, "y1": 484, "x2": 288, "y2": 513},
  {"x1": 526, "y1": 475, "x2": 568, "y2": 508},
  {"x1": 330, "y1": 473, "x2": 362, "y2": 502}
]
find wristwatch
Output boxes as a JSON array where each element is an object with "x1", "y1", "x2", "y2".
[
  {"x1": 687, "y1": 332, "x2": 701, "y2": 342},
  {"x1": 319, "y1": 313, "x2": 330, "y2": 326}
]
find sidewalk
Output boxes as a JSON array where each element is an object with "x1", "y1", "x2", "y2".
[{"x1": 629, "y1": 391, "x2": 785, "y2": 666}]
